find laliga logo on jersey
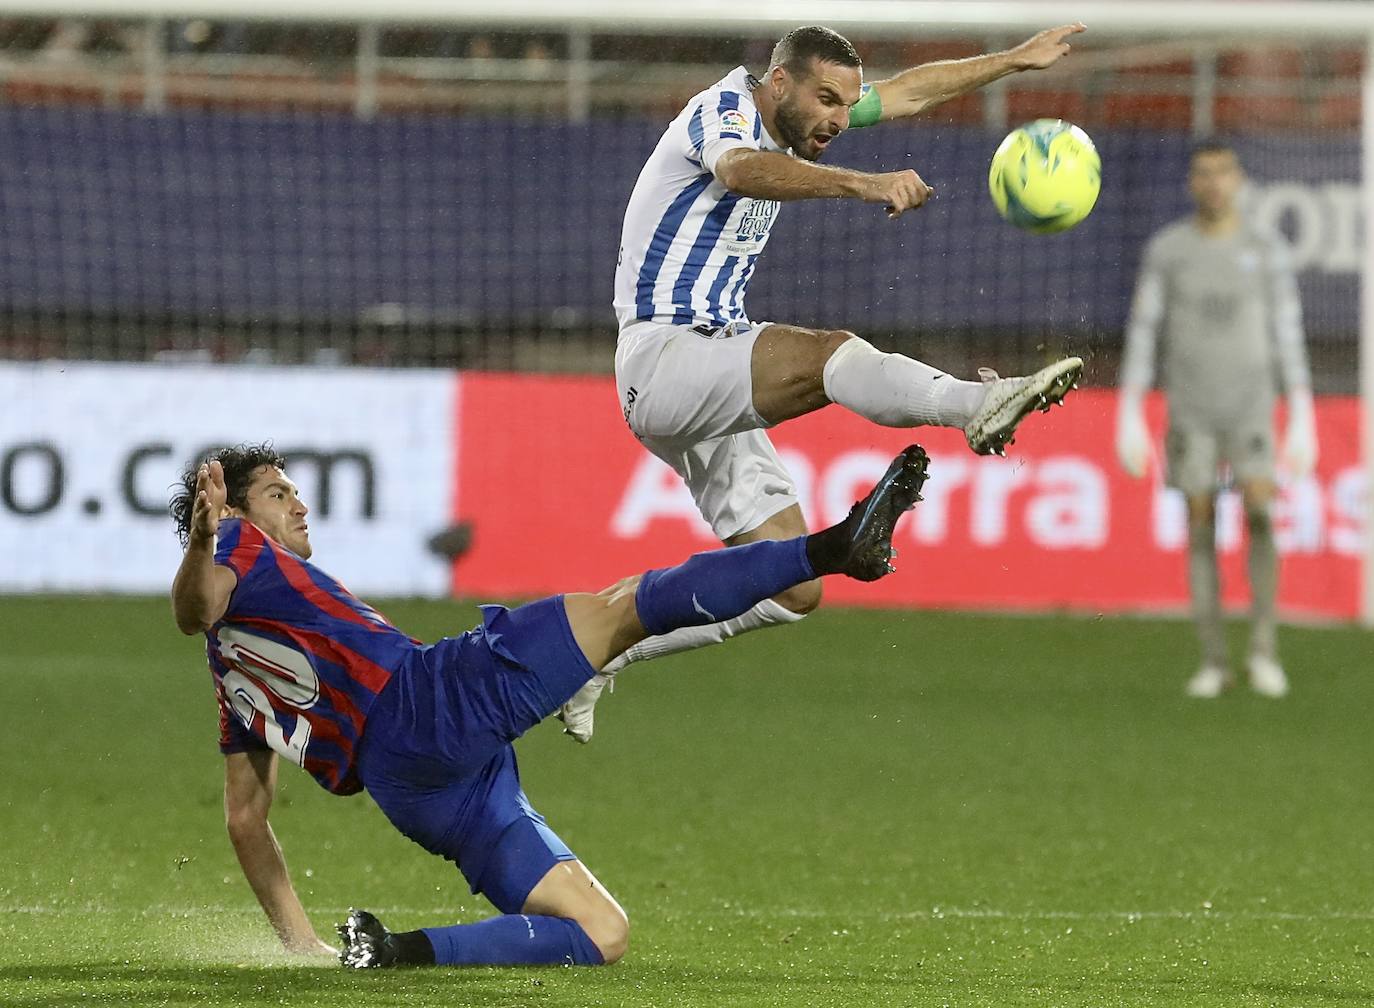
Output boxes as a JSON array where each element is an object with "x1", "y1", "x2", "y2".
[{"x1": 719, "y1": 109, "x2": 750, "y2": 136}]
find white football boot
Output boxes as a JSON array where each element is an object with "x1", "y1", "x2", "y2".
[
  {"x1": 1247, "y1": 654, "x2": 1289, "y2": 698},
  {"x1": 557, "y1": 672, "x2": 615, "y2": 744},
  {"x1": 1185, "y1": 664, "x2": 1232, "y2": 699},
  {"x1": 964, "y1": 357, "x2": 1083, "y2": 456}
]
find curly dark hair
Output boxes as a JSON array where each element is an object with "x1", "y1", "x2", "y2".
[
  {"x1": 769, "y1": 25, "x2": 861, "y2": 79},
  {"x1": 170, "y1": 442, "x2": 287, "y2": 546}
]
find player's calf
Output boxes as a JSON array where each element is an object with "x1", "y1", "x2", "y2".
[
  {"x1": 562, "y1": 444, "x2": 928, "y2": 714},
  {"x1": 337, "y1": 906, "x2": 612, "y2": 968},
  {"x1": 771, "y1": 576, "x2": 822, "y2": 617},
  {"x1": 632, "y1": 445, "x2": 925, "y2": 635}
]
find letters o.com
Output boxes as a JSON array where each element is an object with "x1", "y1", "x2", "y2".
[{"x1": 1, "y1": 442, "x2": 64, "y2": 516}]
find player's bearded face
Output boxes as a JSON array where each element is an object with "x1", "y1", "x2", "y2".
[
  {"x1": 774, "y1": 60, "x2": 861, "y2": 162},
  {"x1": 234, "y1": 465, "x2": 313, "y2": 558}
]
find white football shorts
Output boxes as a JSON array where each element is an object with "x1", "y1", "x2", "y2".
[{"x1": 615, "y1": 319, "x2": 800, "y2": 541}]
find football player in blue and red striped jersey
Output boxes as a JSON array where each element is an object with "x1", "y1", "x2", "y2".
[{"x1": 170, "y1": 440, "x2": 928, "y2": 969}]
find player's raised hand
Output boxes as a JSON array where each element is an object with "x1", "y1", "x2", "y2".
[
  {"x1": 190, "y1": 460, "x2": 227, "y2": 543},
  {"x1": 862, "y1": 169, "x2": 933, "y2": 219},
  {"x1": 1010, "y1": 23, "x2": 1086, "y2": 71}
]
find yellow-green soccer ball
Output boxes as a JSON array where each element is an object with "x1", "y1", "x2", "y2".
[{"x1": 988, "y1": 119, "x2": 1100, "y2": 234}]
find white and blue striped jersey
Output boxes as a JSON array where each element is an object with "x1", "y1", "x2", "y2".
[{"x1": 614, "y1": 67, "x2": 787, "y2": 330}]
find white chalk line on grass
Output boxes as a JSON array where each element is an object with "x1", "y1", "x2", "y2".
[
  {"x1": 5, "y1": 904, "x2": 1373, "y2": 923},
  {"x1": 732, "y1": 906, "x2": 1374, "y2": 922}
]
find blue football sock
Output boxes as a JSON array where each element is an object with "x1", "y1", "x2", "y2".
[
  {"x1": 422, "y1": 914, "x2": 604, "y2": 967},
  {"x1": 634, "y1": 537, "x2": 815, "y2": 637}
]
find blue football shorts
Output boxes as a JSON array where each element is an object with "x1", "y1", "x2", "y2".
[{"x1": 356, "y1": 596, "x2": 597, "y2": 912}]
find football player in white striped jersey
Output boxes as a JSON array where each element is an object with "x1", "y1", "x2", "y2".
[{"x1": 564, "y1": 23, "x2": 1086, "y2": 741}]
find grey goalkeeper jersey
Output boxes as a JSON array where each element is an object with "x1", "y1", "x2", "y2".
[{"x1": 1119, "y1": 219, "x2": 1310, "y2": 424}]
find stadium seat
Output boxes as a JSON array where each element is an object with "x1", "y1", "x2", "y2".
[
  {"x1": 1102, "y1": 91, "x2": 1193, "y2": 128},
  {"x1": 897, "y1": 39, "x2": 986, "y2": 66},
  {"x1": 1316, "y1": 92, "x2": 1360, "y2": 129},
  {"x1": 1218, "y1": 45, "x2": 1305, "y2": 80},
  {"x1": 1006, "y1": 89, "x2": 1087, "y2": 126},
  {"x1": 1213, "y1": 45, "x2": 1306, "y2": 127},
  {"x1": 4, "y1": 76, "x2": 105, "y2": 108},
  {"x1": 1327, "y1": 45, "x2": 1363, "y2": 78},
  {"x1": 1214, "y1": 94, "x2": 1304, "y2": 129},
  {"x1": 923, "y1": 92, "x2": 982, "y2": 125},
  {"x1": 1128, "y1": 56, "x2": 1195, "y2": 77}
]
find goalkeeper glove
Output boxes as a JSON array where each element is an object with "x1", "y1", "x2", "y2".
[
  {"x1": 1282, "y1": 388, "x2": 1318, "y2": 479},
  {"x1": 1115, "y1": 388, "x2": 1151, "y2": 479}
]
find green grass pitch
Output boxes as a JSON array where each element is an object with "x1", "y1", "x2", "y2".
[{"x1": 3, "y1": 595, "x2": 1371, "y2": 1007}]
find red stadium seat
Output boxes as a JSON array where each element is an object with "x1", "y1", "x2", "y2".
[
  {"x1": 1006, "y1": 89, "x2": 1088, "y2": 126},
  {"x1": 922, "y1": 92, "x2": 983, "y2": 125},
  {"x1": 1128, "y1": 56, "x2": 1195, "y2": 77},
  {"x1": 1316, "y1": 92, "x2": 1360, "y2": 129},
  {"x1": 1327, "y1": 45, "x2": 1363, "y2": 77},
  {"x1": 5, "y1": 78, "x2": 105, "y2": 108},
  {"x1": 897, "y1": 40, "x2": 987, "y2": 66},
  {"x1": 1102, "y1": 91, "x2": 1193, "y2": 128},
  {"x1": 1208, "y1": 45, "x2": 1309, "y2": 129},
  {"x1": 1218, "y1": 45, "x2": 1305, "y2": 79},
  {"x1": 1213, "y1": 94, "x2": 1304, "y2": 129}
]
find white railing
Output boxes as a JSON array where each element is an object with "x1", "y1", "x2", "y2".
[{"x1": 9, "y1": 1, "x2": 1374, "y2": 35}]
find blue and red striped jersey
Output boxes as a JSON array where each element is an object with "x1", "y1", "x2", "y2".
[{"x1": 207, "y1": 518, "x2": 418, "y2": 795}]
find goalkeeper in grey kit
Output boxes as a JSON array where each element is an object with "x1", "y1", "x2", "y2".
[{"x1": 1115, "y1": 140, "x2": 1317, "y2": 698}]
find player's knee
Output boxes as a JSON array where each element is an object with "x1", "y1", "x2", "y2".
[
  {"x1": 783, "y1": 328, "x2": 857, "y2": 377},
  {"x1": 1241, "y1": 482, "x2": 1276, "y2": 517},
  {"x1": 1186, "y1": 497, "x2": 1216, "y2": 529},
  {"x1": 597, "y1": 573, "x2": 641, "y2": 600},
  {"x1": 565, "y1": 581, "x2": 646, "y2": 673},
  {"x1": 774, "y1": 577, "x2": 821, "y2": 617},
  {"x1": 578, "y1": 905, "x2": 629, "y2": 965},
  {"x1": 818, "y1": 328, "x2": 859, "y2": 361},
  {"x1": 1245, "y1": 503, "x2": 1273, "y2": 533}
]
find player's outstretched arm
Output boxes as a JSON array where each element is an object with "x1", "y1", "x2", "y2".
[
  {"x1": 868, "y1": 23, "x2": 1085, "y2": 122},
  {"x1": 714, "y1": 148, "x2": 932, "y2": 218},
  {"x1": 171, "y1": 460, "x2": 237, "y2": 633},
  {"x1": 224, "y1": 750, "x2": 337, "y2": 958}
]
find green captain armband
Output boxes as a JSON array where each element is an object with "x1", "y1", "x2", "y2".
[{"x1": 848, "y1": 84, "x2": 882, "y2": 128}]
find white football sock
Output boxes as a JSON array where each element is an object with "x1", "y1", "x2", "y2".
[
  {"x1": 821, "y1": 336, "x2": 985, "y2": 429},
  {"x1": 602, "y1": 597, "x2": 805, "y2": 673}
]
